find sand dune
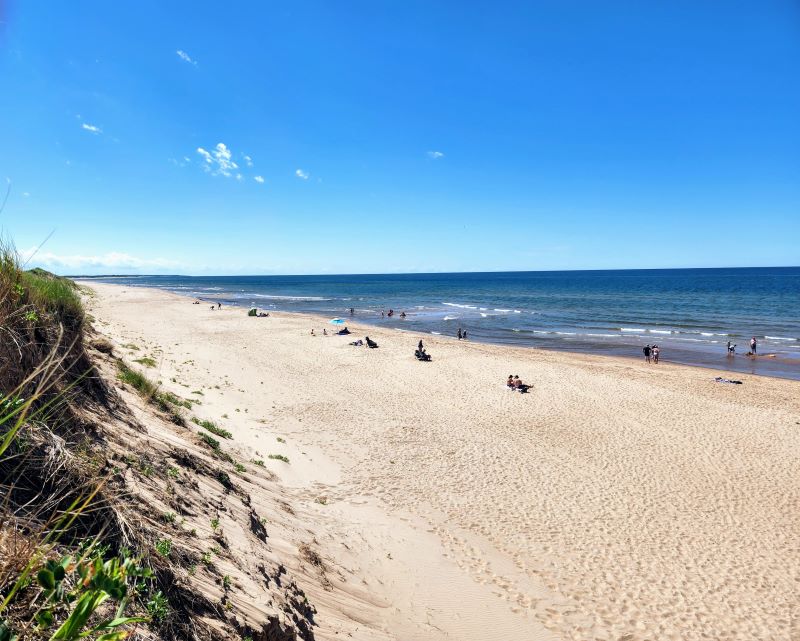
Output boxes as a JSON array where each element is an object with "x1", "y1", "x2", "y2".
[{"x1": 84, "y1": 282, "x2": 800, "y2": 641}]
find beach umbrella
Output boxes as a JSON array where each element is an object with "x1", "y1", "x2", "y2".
[{"x1": 329, "y1": 318, "x2": 345, "y2": 325}]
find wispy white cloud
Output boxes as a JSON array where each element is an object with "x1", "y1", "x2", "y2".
[
  {"x1": 176, "y1": 49, "x2": 197, "y2": 65},
  {"x1": 20, "y1": 249, "x2": 179, "y2": 272},
  {"x1": 295, "y1": 169, "x2": 309, "y2": 180},
  {"x1": 196, "y1": 143, "x2": 239, "y2": 177},
  {"x1": 22, "y1": 192, "x2": 30, "y2": 197},
  {"x1": 169, "y1": 157, "x2": 191, "y2": 167},
  {"x1": 244, "y1": 155, "x2": 253, "y2": 167},
  {"x1": 81, "y1": 123, "x2": 102, "y2": 134},
  {"x1": 254, "y1": 175, "x2": 264, "y2": 184},
  {"x1": 427, "y1": 150, "x2": 444, "y2": 159}
]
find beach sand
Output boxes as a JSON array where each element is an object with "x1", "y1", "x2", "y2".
[{"x1": 83, "y1": 282, "x2": 800, "y2": 641}]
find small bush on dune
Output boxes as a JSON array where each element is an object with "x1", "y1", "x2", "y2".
[
  {"x1": 191, "y1": 416, "x2": 232, "y2": 439},
  {"x1": 117, "y1": 362, "x2": 185, "y2": 425}
]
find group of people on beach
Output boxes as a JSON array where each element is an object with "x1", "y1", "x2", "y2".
[
  {"x1": 310, "y1": 325, "x2": 379, "y2": 348},
  {"x1": 644, "y1": 336, "x2": 761, "y2": 364},
  {"x1": 506, "y1": 375, "x2": 530, "y2": 392},
  {"x1": 727, "y1": 337, "x2": 758, "y2": 356},
  {"x1": 642, "y1": 344, "x2": 660, "y2": 364},
  {"x1": 195, "y1": 301, "x2": 222, "y2": 310}
]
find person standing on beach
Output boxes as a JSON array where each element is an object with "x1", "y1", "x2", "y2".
[
  {"x1": 643, "y1": 344, "x2": 651, "y2": 363},
  {"x1": 457, "y1": 328, "x2": 462, "y2": 340},
  {"x1": 652, "y1": 345, "x2": 660, "y2": 364},
  {"x1": 463, "y1": 329, "x2": 467, "y2": 340},
  {"x1": 750, "y1": 336, "x2": 757, "y2": 354}
]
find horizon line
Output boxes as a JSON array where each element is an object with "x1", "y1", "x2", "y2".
[{"x1": 68, "y1": 265, "x2": 800, "y2": 279}]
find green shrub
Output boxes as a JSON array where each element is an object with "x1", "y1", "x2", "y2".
[
  {"x1": 192, "y1": 417, "x2": 232, "y2": 439},
  {"x1": 117, "y1": 363, "x2": 185, "y2": 425},
  {"x1": 200, "y1": 433, "x2": 220, "y2": 450},
  {"x1": 23, "y1": 552, "x2": 151, "y2": 640},
  {"x1": 155, "y1": 538, "x2": 172, "y2": 557},
  {"x1": 146, "y1": 590, "x2": 171, "y2": 625},
  {"x1": 117, "y1": 362, "x2": 157, "y2": 396},
  {"x1": 267, "y1": 454, "x2": 289, "y2": 464}
]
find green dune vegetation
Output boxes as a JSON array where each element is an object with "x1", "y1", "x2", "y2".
[{"x1": 0, "y1": 245, "x2": 319, "y2": 641}]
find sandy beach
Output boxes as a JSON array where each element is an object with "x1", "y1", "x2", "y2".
[{"x1": 82, "y1": 282, "x2": 800, "y2": 641}]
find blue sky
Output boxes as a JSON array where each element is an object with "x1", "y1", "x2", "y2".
[{"x1": 1, "y1": 1, "x2": 798, "y2": 275}]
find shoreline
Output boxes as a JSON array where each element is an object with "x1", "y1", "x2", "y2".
[
  {"x1": 81, "y1": 279, "x2": 800, "y2": 382},
  {"x1": 82, "y1": 281, "x2": 800, "y2": 641}
]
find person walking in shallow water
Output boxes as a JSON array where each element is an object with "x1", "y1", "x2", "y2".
[
  {"x1": 457, "y1": 328, "x2": 462, "y2": 340},
  {"x1": 643, "y1": 344, "x2": 651, "y2": 364},
  {"x1": 750, "y1": 336, "x2": 757, "y2": 355}
]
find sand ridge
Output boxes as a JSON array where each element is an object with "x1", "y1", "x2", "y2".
[{"x1": 83, "y1": 282, "x2": 800, "y2": 641}]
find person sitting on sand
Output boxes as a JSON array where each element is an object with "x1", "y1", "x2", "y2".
[
  {"x1": 193, "y1": 300, "x2": 200, "y2": 305},
  {"x1": 336, "y1": 327, "x2": 351, "y2": 335},
  {"x1": 311, "y1": 328, "x2": 315, "y2": 336},
  {"x1": 513, "y1": 375, "x2": 531, "y2": 393},
  {"x1": 507, "y1": 375, "x2": 515, "y2": 388},
  {"x1": 365, "y1": 336, "x2": 378, "y2": 348},
  {"x1": 349, "y1": 339, "x2": 364, "y2": 346},
  {"x1": 323, "y1": 328, "x2": 328, "y2": 335}
]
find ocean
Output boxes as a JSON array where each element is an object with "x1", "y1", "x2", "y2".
[{"x1": 82, "y1": 267, "x2": 800, "y2": 380}]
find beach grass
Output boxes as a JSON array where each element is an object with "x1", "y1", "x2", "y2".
[{"x1": 191, "y1": 416, "x2": 232, "y2": 439}]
